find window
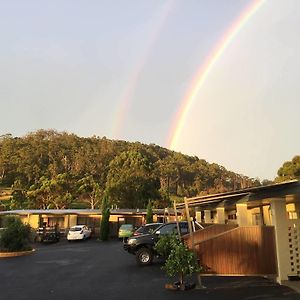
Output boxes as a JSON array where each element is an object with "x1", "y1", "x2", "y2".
[
  {"x1": 289, "y1": 211, "x2": 298, "y2": 220},
  {"x1": 70, "y1": 227, "x2": 82, "y2": 232},
  {"x1": 180, "y1": 222, "x2": 189, "y2": 235},
  {"x1": 158, "y1": 224, "x2": 177, "y2": 235}
]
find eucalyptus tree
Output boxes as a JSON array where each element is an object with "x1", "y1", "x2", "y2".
[
  {"x1": 276, "y1": 155, "x2": 300, "y2": 182},
  {"x1": 106, "y1": 150, "x2": 160, "y2": 208},
  {"x1": 77, "y1": 175, "x2": 102, "y2": 209}
]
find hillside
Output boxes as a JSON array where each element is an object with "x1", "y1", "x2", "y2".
[{"x1": 0, "y1": 130, "x2": 262, "y2": 210}]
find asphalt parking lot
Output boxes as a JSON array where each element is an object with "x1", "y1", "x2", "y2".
[{"x1": 0, "y1": 239, "x2": 299, "y2": 300}]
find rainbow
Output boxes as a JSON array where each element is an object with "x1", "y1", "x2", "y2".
[
  {"x1": 111, "y1": 0, "x2": 175, "y2": 140},
  {"x1": 167, "y1": 0, "x2": 265, "y2": 149}
]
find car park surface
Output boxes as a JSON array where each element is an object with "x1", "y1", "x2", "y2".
[{"x1": 0, "y1": 239, "x2": 298, "y2": 300}]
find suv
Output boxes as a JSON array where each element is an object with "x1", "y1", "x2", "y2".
[
  {"x1": 123, "y1": 221, "x2": 191, "y2": 266},
  {"x1": 133, "y1": 223, "x2": 163, "y2": 236}
]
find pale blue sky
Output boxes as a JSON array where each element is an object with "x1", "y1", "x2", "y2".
[{"x1": 1, "y1": 0, "x2": 299, "y2": 180}]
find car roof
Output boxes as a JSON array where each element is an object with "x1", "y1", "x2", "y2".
[
  {"x1": 71, "y1": 225, "x2": 85, "y2": 228},
  {"x1": 143, "y1": 223, "x2": 163, "y2": 226}
]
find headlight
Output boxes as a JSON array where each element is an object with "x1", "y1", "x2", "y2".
[{"x1": 128, "y1": 238, "x2": 137, "y2": 245}]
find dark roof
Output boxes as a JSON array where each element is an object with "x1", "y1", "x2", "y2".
[
  {"x1": 0, "y1": 208, "x2": 180, "y2": 216},
  {"x1": 176, "y1": 180, "x2": 300, "y2": 209}
]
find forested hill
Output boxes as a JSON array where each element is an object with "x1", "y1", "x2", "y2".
[{"x1": 0, "y1": 130, "x2": 263, "y2": 210}]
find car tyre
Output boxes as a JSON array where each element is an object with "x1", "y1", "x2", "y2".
[{"x1": 136, "y1": 247, "x2": 153, "y2": 266}]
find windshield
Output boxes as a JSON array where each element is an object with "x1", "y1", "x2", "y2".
[
  {"x1": 70, "y1": 227, "x2": 82, "y2": 232},
  {"x1": 136, "y1": 224, "x2": 162, "y2": 234}
]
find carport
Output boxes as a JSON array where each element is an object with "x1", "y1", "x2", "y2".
[{"x1": 0, "y1": 208, "x2": 182, "y2": 237}]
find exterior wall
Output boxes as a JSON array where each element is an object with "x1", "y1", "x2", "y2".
[
  {"x1": 195, "y1": 211, "x2": 202, "y2": 223},
  {"x1": 286, "y1": 203, "x2": 299, "y2": 219},
  {"x1": 64, "y1": 215, "x2": 69, "y2": 228},
  {"x1": 287, "y1": 219, "x2": 300, "y2": 277},
  {"x1": 226, "y1": 210, "x2": 237, "y2": 224},
  {"x1": 19, "y1": 216, "x2": 29, "y2": 226},
  {"x1": 27, "y1": 214, "x2": 39, "y2": 229},
  {"x1": 0, "y1": 210, "x2": 181, "y2": 238},
  {"x1": 204, "y1": 210, "x2": 213, "y2": 223},
  {"x1": 263, "y1": 205, "x2": 272, "y2": 225},
  {"x1": 216, "y1": 207, "x2": 226, "y2": 224},
  {"x1": 236, "y1": 203, "x2": 251, "y2": 226},
  {"x1": 270, "y1": 198, "x2": 290, "y2": 283},
  {"x1": 69, "y1": 215, "x2": 77, "y2": 227},
  {"x1": 249, "y1": 207, "x2": 263, "y2": 225}
]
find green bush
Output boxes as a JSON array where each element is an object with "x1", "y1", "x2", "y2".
[
  {"x1": 0, "y1": 216, "x2": 32, "y2": 252},
  {"x1": 163, "y1": 241, "x2": 201, "y2": 285},
  {"x1": 154, "y1": 234, "x2": 181, "y2": 258}
]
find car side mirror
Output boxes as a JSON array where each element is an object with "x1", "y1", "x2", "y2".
[{"x1": 155, "y1": 230, "x2": 160, "y2": 235}]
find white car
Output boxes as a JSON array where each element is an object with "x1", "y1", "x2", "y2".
[{"x1": 67, "y1": 225, "x2": 91, "y2": 241}]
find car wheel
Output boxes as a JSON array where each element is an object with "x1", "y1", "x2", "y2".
[{"x1": 136, "y1": 247, "x2": 153, "y2": 266}]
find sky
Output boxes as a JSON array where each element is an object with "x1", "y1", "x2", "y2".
[{"x1": 1, "y1": 0, "x2": 300, "y2": 181}]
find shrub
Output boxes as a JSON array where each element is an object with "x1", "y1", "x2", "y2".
[
  {"x1": 0, "y1": 216, "x2": 32, "y2": 252},
  {"x1": 163, "y1": 241, "x2": 201, "y2": 285},
  {"x1": 154, "y1": 234, "x2": 181, "y2": 258}
]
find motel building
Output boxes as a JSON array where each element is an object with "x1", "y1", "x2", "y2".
[
  {"x1": 0, "y1": 208, "x2": 179, "y2": 238},
  {"x1": 1, "y1": 180, "x2": 300, "y2": 285},
  {"x1": 180, "y1": 179, "x2": 300, "y2": 284}
]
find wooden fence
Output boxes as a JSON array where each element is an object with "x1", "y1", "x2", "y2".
[
  {"x1": 185, "y1": 225, "x2": 277, "y2": 275},
  {"x1": 184, "y1": 224, "x2": 237, "y2": 248}
]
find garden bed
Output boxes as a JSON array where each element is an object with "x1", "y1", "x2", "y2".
[{"x1": 0, "y1": 249, "x2": 35, "y2": 258}]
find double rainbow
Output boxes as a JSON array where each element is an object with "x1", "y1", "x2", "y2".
[
  {"x1": 167, "y1": 0, "x2": 265, "y2": 149},
  {"x1": 111, "y1": 0, "x2": 175, "y2": 139}
]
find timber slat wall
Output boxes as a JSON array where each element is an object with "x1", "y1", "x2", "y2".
[
  {"x1": 196, "y1": 226, "x2": 277, "y2": 275},
  {"x1": 184, "y1": 224, "x2": 237, "y2": 248}
]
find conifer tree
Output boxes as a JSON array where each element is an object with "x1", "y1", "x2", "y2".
[
  {"x1": 99, "y1": 195, "x2": 110, "y2": 241},
  {"x1": 146, "y1": 201, "x2": 153, "y2": 224}
]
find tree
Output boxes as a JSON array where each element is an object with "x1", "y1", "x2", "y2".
[
  {"x1": 162, "y1": 240, "x2": 201, "y2": 288},
  {"x1": 276, "y1": 156, "x2": 300, "y2": 182},
  {"x1": 154, "y1": 234, "x2": 180, "y2": 259},
  {"x1": 27, "y1": 174, "x2": 73, "y2": 209},
  {"x1": 106, "y1": 151, "x2": 160, "y2": 208},
  {"x1": 0, "y1": 129, "x2": 265, "y2": 209},
  {"x1": 77, "y1": 176, "x2": 102, "y2": 209},
  {"x1": 99, "y1": 195, "x2": 110, "y2": 241},
  {"x1": 146, "y1": 201, "x2": 153, "y2": 223}
]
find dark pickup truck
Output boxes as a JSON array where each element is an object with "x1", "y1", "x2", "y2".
[{"x1": 123, "y1": 221, "x2": 201, "y2": 266}]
